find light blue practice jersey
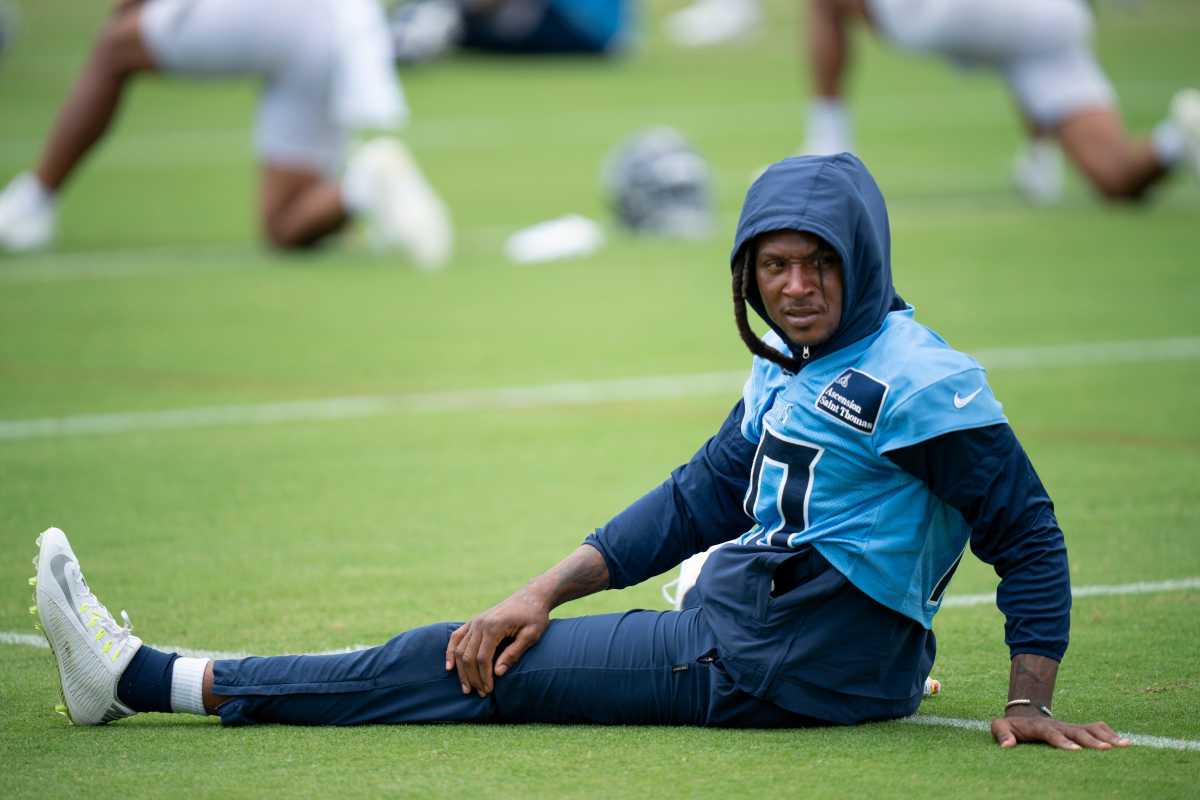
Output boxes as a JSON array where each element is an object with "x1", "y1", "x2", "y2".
[{"x1": 738, "y1": 307, "x2": 1006, "y2": 627}]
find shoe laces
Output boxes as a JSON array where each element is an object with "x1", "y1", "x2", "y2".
[{"x1": 73, "y1": 566, "x2": 134, "y2": 655}]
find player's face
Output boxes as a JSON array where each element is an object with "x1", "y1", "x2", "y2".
[{"x1": 755, "y1": 230, "x2": 843, "y2": 348}]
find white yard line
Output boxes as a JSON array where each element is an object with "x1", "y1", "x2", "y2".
[
  {"x1": 6, "y1": 590, "x2": 1200, "y2": 752},
  {"x1": 898, "y1": 715, "x2": 1200, "y2": 752},
  {"x1": 0, "y1": 630, "x2": 370, "y2": 662},
  {"x1": 2, "y1": 337, "x2": 1199, "y2": 442},
  {"x1": 6, "y1": 575, "x2": 1193, "y2": 656},
  {"x1": 940, "y1": 576, "x2": 1200, "y2": 608},
  {"x1": 0, "y1": 225, "x2": 516, "y2": 284},
  {"x1": 0, "y1": 243, "x2": 258, "y2": 283},
  {"x1": 1, "y1": 79, "x2": 1184, "y2": 161}
]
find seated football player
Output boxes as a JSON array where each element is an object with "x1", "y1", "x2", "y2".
[
  {"x1": 802, "y1": 0, "x2": 1200, "y2": 205},
  {"x1": 32, "y1": 153, "x2": 1129, "y2": 750},
  {"x1": 0, "y1": 0, "x2": 451, "y2": 266}
]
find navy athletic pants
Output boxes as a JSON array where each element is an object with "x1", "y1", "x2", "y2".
[{"x1": 211, "y1": 607, "x2": 819, "y2": 727}]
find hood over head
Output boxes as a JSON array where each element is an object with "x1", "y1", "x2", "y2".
[{"x1": 730, "y1": 153, "x2": 903, "y2": 370}]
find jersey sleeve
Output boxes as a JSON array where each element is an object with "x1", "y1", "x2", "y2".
[
  {"x1": 875, "y1": 367, "x2": 1007, "y2": 454},
  {"x1": 583, "y1": 399, "x2": 757, "y2": 590},
  {"x1": 886, "y1": 424, "x2": 1071, "y2": 661}
]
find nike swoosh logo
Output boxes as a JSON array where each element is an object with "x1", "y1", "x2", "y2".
[
  {"x1": 953, "y1": 388, "x2": 983, "y2": 409},
  {"x1": 49, "y1": 553, "x2": 84, "y2": 623}
]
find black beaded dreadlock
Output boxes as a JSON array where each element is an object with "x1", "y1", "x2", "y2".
[{"x1": 731, "y1": 241, "x2": 806, "y2": 374}]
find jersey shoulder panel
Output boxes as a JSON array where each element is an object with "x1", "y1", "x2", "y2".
[{"x1": 869, "y1": 314, "x2": 1007, "y2": 452}]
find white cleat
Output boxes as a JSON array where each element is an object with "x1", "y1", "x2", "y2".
[
  {"x1": 1012, "y1": 139, "x2": 1064, "y2": 206},
  {"x1": 664, "y1": 0, "x2": 761, "y2": 48},
  {"x1": 33, "y1": 527, "x2": 142, "y2": 725},
  {"x1": 345, "y1": 137, "x2": 452, "y2": 270},
  {"x1": 1170, "y1": 88, "x2": 1200, "y2": 178},
  {"x1": 924, "y1": 677, "x2": 941, "y2": 697},
  {"x1": 0, "y1": 172, "x2": 56, "y2": 253}
]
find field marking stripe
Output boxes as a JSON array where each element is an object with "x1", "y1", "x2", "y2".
[
  {"x1": 941, "y1": 576, "x2": 1200, "y2": 608},
  {"x1": 1, "y1": 631, "x2": 1196, "y2": 751},
  {"x1": 898, "y1": 715, "x2": 1200, "y2": 752},
  {"x1": 5, "y1": 574, "x2": 1193, "y2": 655},
  {"x1": 5, "y1": 576, "x2": 1198, "y2": 750},
  {"x1": 2, "y1": 337, "x2": 1199, "y2": 441},
  {"x1": 0, "y1": 631, "x2": 371, "y2": 661}
]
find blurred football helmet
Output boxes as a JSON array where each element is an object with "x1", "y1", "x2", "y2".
[{"x1": 604, "y1": 126, "x2": 714, "y2": 239}]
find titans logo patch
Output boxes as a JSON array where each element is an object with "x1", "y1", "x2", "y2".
[{"x1": 814, "y1": 368, "x2": 889, "y2": 434}]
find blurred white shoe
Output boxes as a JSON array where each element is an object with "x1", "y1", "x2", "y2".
[
  {"x1": 33, "y1": 527, "x2": 142, "y2": 725},
  {"x1": 344, "y1": 138, "x2": 452, "y2": 269},
  {"x1": 665, "y1": 0, "x2": 761, "y2": 48},
  {"x1": 1170, "y1": 88, "x2": 1200, "y2": 178},
  {"x1": 0, "y1": 172, "x2": 56, "y2": 253},
  {"x1": 1012, "y1": 139, "x2": 1064, "y2": 206},
  {"x1": 388, "y1": 0, "x2": 463, "y2": 65}
]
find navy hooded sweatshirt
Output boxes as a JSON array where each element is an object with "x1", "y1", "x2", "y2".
[{"x1": 584, "y1": 155, "x2": 1070, "y2": 723}]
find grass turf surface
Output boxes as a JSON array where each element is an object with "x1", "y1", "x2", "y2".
[{"x1": 1, "y1": 0, "x2": 1199, "y2": 796}]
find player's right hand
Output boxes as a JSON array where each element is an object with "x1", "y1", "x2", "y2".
[{"x1": 445, "y1": 587, "x2": 551, "y2": 698}]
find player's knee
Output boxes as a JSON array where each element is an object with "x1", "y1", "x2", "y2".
[
  {"x1": 263, "y1": 220, "x2": 311, "y2": 251},
  {"x1": 1088, "y1": 167, "x2": 1147, "y2": 203}
]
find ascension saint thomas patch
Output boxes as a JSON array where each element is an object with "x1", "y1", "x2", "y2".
[{"x1": 814, "y1": 368, "x2": 889, "y2": 434}]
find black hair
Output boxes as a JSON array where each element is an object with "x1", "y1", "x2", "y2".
[{"x1": 731, "y1": 242, "x2": 806, "y2": 374}]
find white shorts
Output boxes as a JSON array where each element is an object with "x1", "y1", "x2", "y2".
[
  {"x1": 867, "y1": 0, "x2": 1115, "y2": 126},
  {"x1": 140, "y1": 0, "x2": 407, "y2": 175}
]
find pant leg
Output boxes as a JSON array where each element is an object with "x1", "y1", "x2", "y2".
[
  {"x1": 868, "y1": 0, "x2": 1094, "y2": 63},
  {"x1": 490, "y1": 609, "x2": 715, "y2": 725},
  {"x1": 213, "y1": 609, "x2": 718, "y2": 727},
  {"x1": 212, "y1": 607, "x2": 821, "y2": 728},
  {"x1": 498, "y1": 608, "x2": 825, "y2": 728},
  {"x1": 213, "y1": 621, "x2": 487, "y2": 726}
]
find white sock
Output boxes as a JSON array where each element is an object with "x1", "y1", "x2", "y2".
[
  {"x1": 341, "y1": 165, "x2": 372, "y2": 217},
  {"x1": 1151, "y1": 119, "x2": 1186, "y2": 166},
  {"x1": 6, "y1": 172, "x2": 55, "y2": 209},
  {"x1": 170, "y1": 657, "x2": 210, "y2": 715},
  {"x1": 805, "y1": 97, "x2": 854, "y2": 155}
]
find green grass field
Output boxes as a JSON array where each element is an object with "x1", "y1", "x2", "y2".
[{"x1": 2, "y1": 0, "x2": 1199, "y2": 796}]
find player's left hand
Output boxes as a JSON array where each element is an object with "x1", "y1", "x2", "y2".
[
  {"x1": 445, "y1": 586, "x2": 551, "y2": 698},
  {"x1": 991, "y1": 714, "x2": 1132, "y2": 750}
]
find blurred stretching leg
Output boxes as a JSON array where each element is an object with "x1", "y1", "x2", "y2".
[
  {"x1": 35, "y1": 3, "x2": 156, "y2": 192},
  {"x1": 804, "y1": 0, "x2": 863, "y2": 153},
  {"x1": 1056, "y1": 109, "x2": 1168, "y2": 201},
  {"x1": 260, "y1": 164, "x2": 349, "y2": 250}
]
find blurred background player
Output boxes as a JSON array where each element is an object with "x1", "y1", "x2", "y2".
[
  {"x1": 802, "y1": 0, "x2": 1200, "y2": 204},
  {"x1": 389, "y1": 0, "x2": 631, "y2": 64},
  {"x1": 0, "y1": 0, "x2": 451, "y2": 264}
]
